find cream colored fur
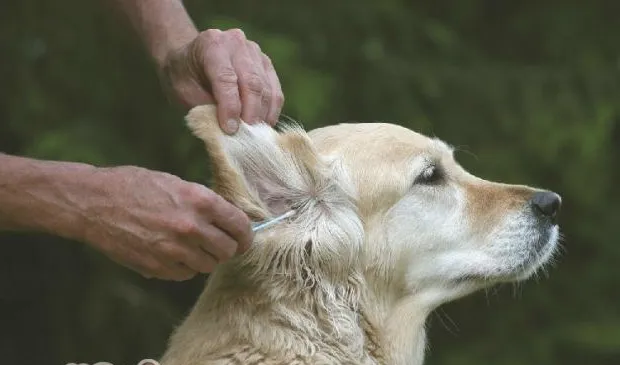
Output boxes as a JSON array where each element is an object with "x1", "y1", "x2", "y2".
[{"x1": 159, "y1": 105, "x2": 560, "y2": 365}]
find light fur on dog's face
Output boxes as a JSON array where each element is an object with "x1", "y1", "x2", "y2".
[
  {"x1": 166, "y1": 105, "x2": 561, "y2": 365},
  {"x1": 309, "y1": 123, "x2": 560, "y2": 305}
]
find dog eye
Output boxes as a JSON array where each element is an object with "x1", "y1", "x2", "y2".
[{"x1": 415, "y1": 165, "x2": 443, "y2": 185}]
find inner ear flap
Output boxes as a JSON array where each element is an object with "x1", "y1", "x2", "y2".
[
  {"x1": 185, "y1": 105, "x2": 323, "y2": 220},
  {"x1": 185, "y1": 105, "x2": 267, "y2": 220}
]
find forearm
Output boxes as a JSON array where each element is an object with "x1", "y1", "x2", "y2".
[
  {"x1": 109, "y1": 0, "x2": 198, "y2": 66},
  {"x1": 0, "y1": 154, "x2": 97, "y2": 240}
]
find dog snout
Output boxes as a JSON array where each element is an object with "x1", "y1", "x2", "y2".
[{"x1": 530, "y1": 191, "x2": 562, "y2": 222}]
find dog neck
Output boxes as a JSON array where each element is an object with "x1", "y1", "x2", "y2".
[
  {"x1": 161, "y1": 261, "x2": 431, "y2": 365},
  {"x1": 161, "y1": 223, "x2": 433, "y2": 365},
  {"x1": 363, "y1": 283, "x2": 430, "y2": 365}
]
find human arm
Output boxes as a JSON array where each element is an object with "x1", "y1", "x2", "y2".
[
  {"x1": 109, "y1": 0, "x2": 284, "y2": 132},
  {"x1": 0, "y1": 153, "x2": 253, "y2": 280}
]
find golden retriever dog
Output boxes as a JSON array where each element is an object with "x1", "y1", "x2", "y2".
[{"x1": 160, "y1": 105, "x2": 561, "y2": 365}]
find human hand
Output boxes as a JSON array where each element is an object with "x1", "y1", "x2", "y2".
[
  {"x1": 160, "y1": 28, "x2": 284, "y2": 134},
  {"x1": 80, "y1": 166, "x2": 253, "y2": 281}
]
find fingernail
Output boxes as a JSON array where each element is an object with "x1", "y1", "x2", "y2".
[{"x1": 225, "y1": 119, "x2": 239, "y2": 134}]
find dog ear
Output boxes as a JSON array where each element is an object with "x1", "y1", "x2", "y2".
[
  {"x1": 187, "y1": 105, "x2": 364, "y2": 281},
  {"x1": 185, "y1": 105, "x2": 323, "y2": 221}
]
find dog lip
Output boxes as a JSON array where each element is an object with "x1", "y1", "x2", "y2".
[
  {"x1": 515, "y1": 225, "x2": 559, "y2": 279},
  {"x1": 533, "y1": 225, "x2": 553, "y2": 253},
  {"x1": 454, "y1": 224, "x2": 559, "y2": 285}
]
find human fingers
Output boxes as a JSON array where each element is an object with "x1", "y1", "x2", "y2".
[
  {"x1": 244, "y1": 40, "x2": 271, "y2": 124},
  {"x1": 117, "y1": 250, "x2": 197, "y2": 281},
  {"x1": 228, "y1": 33, "x2": 270, "y2": 124},
  {"x1": 157, "y1": 261, "x2": 197, "y2": 281},
  {"x1": 154, "y1": 239, "x2": 218, "y2": 275},
  {"x1": 198, "y1": 191, "x2": 254, "y2": 254},
  {"x1": 197, "y1": 225, "x2": 240, "y2": 263},
  {"x1": 261, "y1": 53, "x2": 284, "y2": 125},
  {"x1": 200, "y1": 29, "x2": 243, "y2": 134}
]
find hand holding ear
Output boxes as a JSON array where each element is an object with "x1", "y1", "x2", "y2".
[{"x1": 159, "y1": 28, "x2": 284, "y2": 134}]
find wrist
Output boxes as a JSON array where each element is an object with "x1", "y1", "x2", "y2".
[
  {"x1": 110, "y1": 0, "x2": 199, "y2": 69},
  {"x1": 32, "y1": 163, "x2": 102, "y2": 242},
  {"x1": 152, "y1": 27, "x2": 198, "y2": 70},
  {"x1": 50, "y1": 164, "x2": 108, "y2": 243},
  {"x1": 0, "y1": 154, "x2": 99, "y2": 241}
]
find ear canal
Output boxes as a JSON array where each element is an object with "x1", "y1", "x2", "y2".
[{"x1": 185, "y1": 105, "x2": 267, "y2": 220}]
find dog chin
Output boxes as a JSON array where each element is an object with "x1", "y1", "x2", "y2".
[
  {"x1": 457, "y1": 224, "x2": 560, "y2": 286},
  {"x1": 493, "y1": 224, "x2": 560, "y2": 283},
  {"x1": 513, "y1": 224, "x2": 560, "y2": 280}
]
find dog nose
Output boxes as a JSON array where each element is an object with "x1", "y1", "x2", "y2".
[{"x1": 531, "y1": 191, "x2": 562, "y2": 221}]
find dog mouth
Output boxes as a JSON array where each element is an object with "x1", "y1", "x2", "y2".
[
  {"x1": 498, "y1": 223, "x2": 560, "y2": 282},
  {"x1": 455, "y1": 223, "x2": 560, "y2": 285}
]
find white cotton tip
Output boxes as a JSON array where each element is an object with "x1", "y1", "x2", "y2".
[{"x1": 251, "y1": 210, "x2": 297, "y2": 233}]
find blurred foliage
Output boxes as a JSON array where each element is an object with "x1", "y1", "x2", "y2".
[{"x1": 1, "y1": 0, "x2": 619, "y2": 364}]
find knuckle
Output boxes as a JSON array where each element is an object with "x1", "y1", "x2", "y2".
[
  {"x1": 234, "y1": 214, "x2": 253, "y2": 246},
  {"x1": 275, "y1": 92, "x2": 285, "y2": 107},
  {"x1": 219, "y1": 252, "x2": 233, "y2": 263},
  {"x1": 262, "y1": 85, "x2": 273, "y2": 101},
  {"x1": 228, "y1": 206, "x2": 250, "y2": 227},
  {"x1": 179, "y1": 181, "x2": 201, "y2": 200},
  {"x1": 226, "y1": 28, "x2": 246, "y2": 41},
  {"x1": 223, "y1": 246, "x2": 237, "y2": 261},
  {"x1": 203, "y1": 28, "x2": 221, "y2": 39},
  {"x1": 261, "y1": 88, "x2": 271, "y2": 107},
  {"x1": 216, "y1": 241, "x2": 237, "y2": 261},
  {"x1": 201, "y1": 29, "x2": 223, "y2": 48},
  {"x1": 159, "y1": 244, "x2": 185, "y2": 261},
  {"x1": 214, "y1": 67, "x2": 238, "y2": 85},
  {"x1": 199, "y1": 189, "x2": 221, "y2": 209},
  {"x1": 175, "y1": 219, "x2": 201, "y2": 236},
  {"x1": 181, "y1": 183, "x2": 217, "y2": 208},
  {"x1": 261, "y1": 53, "x2": 272, "y2": 65},
  {"x1": 248, "y1": 41, "x2": 261, "y2": 52},
  {"x1": 241, "y1": 73, "x2": 264, "y2": 94}
]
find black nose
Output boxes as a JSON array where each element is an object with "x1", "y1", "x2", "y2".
[{"x1": 531, "y1": 191, "x2": 562, "y2": 221}]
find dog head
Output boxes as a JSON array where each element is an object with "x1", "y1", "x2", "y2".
[
  {"x1": 186, "y1": 105, "x2": 561, "y2": 307},
  {"x1": 309, "y1": 123, "x2": 561, "y2": 305}
]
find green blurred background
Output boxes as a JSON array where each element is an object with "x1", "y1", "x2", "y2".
[{"x1": 1, "y1": 1, "x2": 619, "y2": 364}]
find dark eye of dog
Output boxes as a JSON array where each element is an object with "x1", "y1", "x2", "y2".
[{"x1": 415, "y1": 165, "x2": 443, "y2": 185}]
